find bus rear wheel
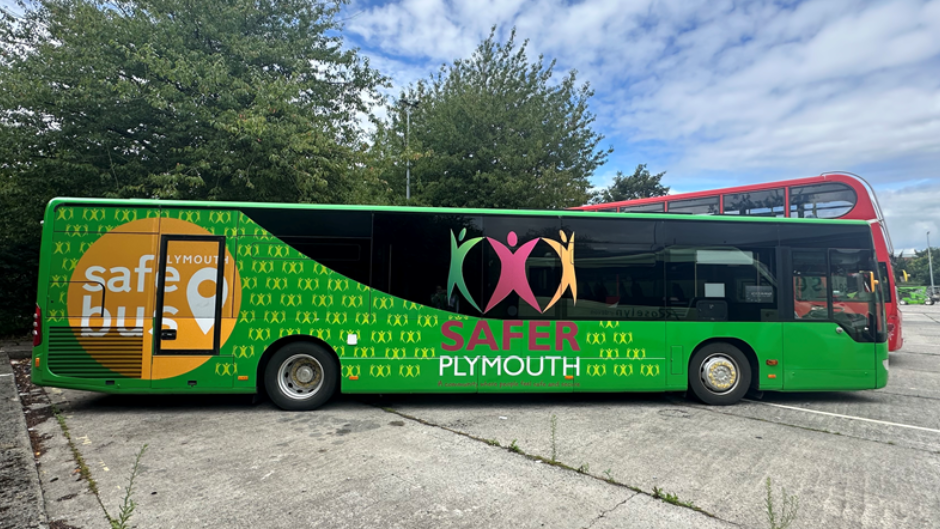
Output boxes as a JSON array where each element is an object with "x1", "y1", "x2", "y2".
[
  {"x1": 688, "y1": 343, "x2": 750, "y2": 405},
  {"x1": 264, "y1": 342, "x2": 337, "y2": 411}
]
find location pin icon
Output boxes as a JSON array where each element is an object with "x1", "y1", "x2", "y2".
[{"x1": 187, "y1": 268, "x2": 228, "y2": 335}]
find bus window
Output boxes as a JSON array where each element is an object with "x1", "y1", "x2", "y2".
[
  {"x1": 723, "y1": 189, "x2": 785, "y2": 217},
  {"x1": 830, "y1": 249, "x2": 876, "y2": 341},
  {"x1": 793, "y1": 249, "x2": 829, "y2": 320},
  {"x1": 668, "y1": 196, "x2": 719, "y2": 215},
  {"x1": 789, "y1": 183, "x2": 857, "y2": 219},
  {"x1": 666, "y1": 247, "x2": 777, "y2": 322},
  {"x1": 620, "y1": 203, "x2": 665, "y2": 213}
]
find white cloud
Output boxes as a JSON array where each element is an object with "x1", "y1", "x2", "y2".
[
  {"x1": 344, "y1": 0, "x2": 940, "y2": 242},
  {"x1": 879, "y1": 182, "x2": 940, "y2": 251}
]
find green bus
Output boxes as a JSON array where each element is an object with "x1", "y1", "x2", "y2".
[{"x1": 31, "y1": 198, "x2": 889, "y2": 409}]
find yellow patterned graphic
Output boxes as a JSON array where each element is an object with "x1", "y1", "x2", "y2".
[
  {"x1": 370, "y1": 365, "x2": 391, "y2": 377},
  {"x1": 613, "y1": 332, "x2": 634, "y2": 345},
  {"x1": 354, "y1": 347, "x2": 376, "y2": 358},
  {"x1": 414, "y1": 347, "x2": 436, "y2": 358},
  {"x1": 371, "y1": 330, "x2": 392, "y2": 344},
  {"x1": 384, "y1": 348, "x2": 406, "y2": 359},
  {"x1": 343, "y1": 365, "x2": 361, "y2": 377},
  {"x1": 387, "y1": 314, "x2": 408, "y2": 326},
  {"x1": 586, "y1": 332, "x2": 606, "y2": 345},
  {"x1": 587, "y1": 364, "x2": 607, "y2": 377},
  {"x1": 399, "y1": 365, "x2": 421, "y2": 378},
  {"x1": 641, "y1": 364, "x2": 661, "y2": 377},
  {"x1": 614, "y1": 364, "x2": 634, "y2": 377},
  {"x1": 400, "y1": 331, "x2": 421, "y2": 343}
]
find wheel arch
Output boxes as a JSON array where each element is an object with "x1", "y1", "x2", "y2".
[
  {"x1": 256, "y1": 335, "x2": 341, "y2": 395},
  {"x1": 689, "y1": 337, "x2": 759, "y2": 392}
]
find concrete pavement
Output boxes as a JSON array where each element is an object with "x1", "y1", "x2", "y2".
[{"x1": 5, "y1": 304, "x2": 940, "y2": 528}]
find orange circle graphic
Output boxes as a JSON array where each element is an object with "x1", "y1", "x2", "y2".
[{"x1": 67, "y1": 218, "x2": 241, "y2": 379}]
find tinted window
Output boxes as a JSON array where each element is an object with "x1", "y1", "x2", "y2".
[
  {"x1": 480, "y1": 215, "x2": 563, "y2": 320},
  {"x1": 666, "y1": 247, "x2": 777, "y2": 322},
  {"x1": 665, "y1": 220, "x2": 778, "y2": 247},
  {"x1": 789, "y1": 183, "x2": 857, "y2": 218},
  {"x1": 793, "y1": 249, "x2": 830, "y2": 320},
  {"x1": 668, "y1": 196, "x2": 719, "y2": 215},
  {"x1": 778, "y1": 223, "x2": 871, "y2": 249},
  {"x1": 596, "y1": 207, "x2": 618, "y2": 212},
  {"x1": 878, "y1": 262, "x2": 892, "y2": 302},
  {"x1": 373, "y1": 213, "x2": 484, "y2": 315},
  {"x1": 724, "y1": 189, "x2": 785, "y2": 217},
  {"x1": 830, "y1": 249, "x2": 877, "y2": 341},
  {"x1": 239, "y1": 209, "x2": 373, "y2": 284},
  {"x1": 621, "y1": 203, "x2": 665, "y2": 213}
]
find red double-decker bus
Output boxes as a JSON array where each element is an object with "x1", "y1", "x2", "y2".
[{"x1": 575, "y1": 172, "x2": 902, "y2": 351}]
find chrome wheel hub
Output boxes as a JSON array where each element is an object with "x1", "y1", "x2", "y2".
[
  {"x1": 701, "y1": 355, "x2": 738, "y2": 394},
  {"x1": 278, "y1": 354, "x2": 324, "y2": 400}
]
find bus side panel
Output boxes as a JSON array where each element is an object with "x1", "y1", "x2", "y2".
[
  {"x1": 572, "y1": 321, "x2": 666, "y2": 392},
  {"x1": 782, "y1": 322, "x2": 875, "y2": 390},
  {"x1": 35, "y1": 204, "x2": 160, "y2": 391},
  {"x1": 665, "y1": 322, "x2": 784, "y2": 390}
]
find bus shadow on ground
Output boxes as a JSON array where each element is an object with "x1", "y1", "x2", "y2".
[
  {"x1": 58, "y1": 387, "x2": 881, "y2": 414},
  {"x1": 357, "y1": 391, "x2": 679, "y2": 410}
]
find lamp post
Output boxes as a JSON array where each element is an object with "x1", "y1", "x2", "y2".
[
  {"x1": 402, "y1": 98, "x2": 419, "y2": 201},
  {"x1": 929, "y1": 231, "x2": 936, "y2": 293}
]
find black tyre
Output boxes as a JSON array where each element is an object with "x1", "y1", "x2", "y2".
[
  {"x1": 927, "y1": 299, "x2": 935, "y2": 306},
  {"x1": 264, "y1": 342, "x2": 338, "y2": 411},
  {"x1": 688, "y1": 342, "x2": 751, "y2": 405}
]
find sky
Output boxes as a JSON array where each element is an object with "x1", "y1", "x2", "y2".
[{"x1": 342, "y1": 0, "x2": 940, "y2": 251}]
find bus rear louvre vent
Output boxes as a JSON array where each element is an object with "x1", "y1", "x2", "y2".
[{"x1": 47, "y1": 327, "x2": 143, "y2": 379}]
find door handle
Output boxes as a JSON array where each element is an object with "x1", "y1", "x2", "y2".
[
  {"x1": 835, "y1": 327, "x2": 844, "y2": 335},
  {"x1": 161, "y1": 329, "x2": 177, "y2": 340}
]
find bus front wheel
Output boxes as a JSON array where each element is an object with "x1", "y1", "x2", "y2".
[
  {"x1": 264, "y1": 342, "x2": 338, "y2": 411},
  {"x1": 688, "y1": 343, "x2": 751, "y2": 405}
]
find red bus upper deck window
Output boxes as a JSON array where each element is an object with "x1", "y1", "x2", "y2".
[
  {"x1": 668, "y1": 196, "x2": 719, "y2": 215},
  {"x1": 724, "y1": 188, "x2": 785, "y2": 217},
  {"x1": 789, "y1": 183, "x2": 857, "y2": 219},
  {"x1": 620, "y1": 203, "x2": 665, "y2": 213}
]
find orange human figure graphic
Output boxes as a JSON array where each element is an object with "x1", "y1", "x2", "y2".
[{"x1": 543, "y1": 230, "x2": 577, "y2": 311}]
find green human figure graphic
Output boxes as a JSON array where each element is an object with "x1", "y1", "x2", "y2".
[{"x1": 448, "y1": 228, "x2": 483, "y2": 312}]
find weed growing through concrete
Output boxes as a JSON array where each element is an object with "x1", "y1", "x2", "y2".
[
  {"x1": 603, "y1": 469, "x2": 614, "y2": 482},
  {"x1": 764, "y1": 477, "x2": 799, "y2": 529},
  {"x1": 52, "y1": 405, "x2": 148, "y2": 529},
  {"x1": 550, "y1": 414, "x2": 558, "y2": 463},
  {"x1": 577, "y1": 463, "x2": 590, "y2": 474},
  {"x1": 509, "y1": 439, "x2": 522, "y2": 453},
  {"x1": 653, "y1": 486, "x2": 698, "y2": 510},
  {"x1": 109, "y1": 444, "x2": 148, "y2": 529},
  {"x1": 485, "y1": 438, "x2": 501, "y2": 447}
]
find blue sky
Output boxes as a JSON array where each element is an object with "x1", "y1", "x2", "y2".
[{"x1": 342, "y1": 0, "x2": 940, "y2": 251}]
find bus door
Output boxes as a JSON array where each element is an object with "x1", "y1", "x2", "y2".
[
  {"x1": 152, "y1": 235, "x2": 234, "y2": 389},
  {"x1": 783, "y1": 249, "x2": 877, "y2": 390}
]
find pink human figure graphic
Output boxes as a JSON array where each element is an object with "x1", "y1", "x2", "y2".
[{"x1": 485, "y1": 231, "x2": 542, "y2": 313}]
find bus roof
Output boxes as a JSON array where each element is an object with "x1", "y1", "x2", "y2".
[{"x1": 46, "y1": 196, "x2": 872, "y2": 227}]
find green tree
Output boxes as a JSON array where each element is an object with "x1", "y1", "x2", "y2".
[
  {"x1": 370, "y1": 28, "x2": 611, "y2": 209},
  {"x1": 590, "y1": 164, "x2": 668, "y2": 204},
  {"x1": 0, "y1": 0, "x2": 386, "y2": 334},
  {"x1": 902, "y1": 248, "x2": 940, "y2": 286}
]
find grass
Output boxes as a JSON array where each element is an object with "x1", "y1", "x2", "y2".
[
  {"x1": 550, "y1": 414, "x2": 558, "y2": 463},
  {"x1": 52, "y1": 405, "x2": 148, "y2": 529},
  {"x1": 509, "y1": 439, "x2": 522, "y2": 453},
  {"x1": 764, "y1": 477, "x2": 800, "y2": 529},
  {"x1": 652, "y1": 486, "x2": 698, "y2": 510}
]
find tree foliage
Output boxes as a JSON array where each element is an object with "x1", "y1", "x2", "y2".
[
  {"x1": 897, "y1": 248, "x2": 940, "y2": 286},
  {"x1": 369, "y1": 28, "x2": 612, "y2": 209},
  {"x1": 590, "y1": 164, "x2": 668, "y2": 204},
  {"x1": 0, "y1": 0, "x2": 386, "y2": 333}
]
